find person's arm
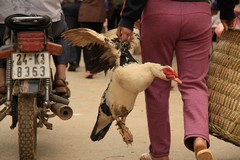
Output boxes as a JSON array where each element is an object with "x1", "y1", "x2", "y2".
[
  {"x1": 117, "y1": 0, "x2": 147, "y2": 42},
  {"x1": 118, "y1": 0, "x2": 146, "y2": 30},
  {"x1": 217, "y1": 0, "x2": 236, "y2": 20},
  {"x1": 217, "y1": 0, "x2": 238, "y2": 30}
]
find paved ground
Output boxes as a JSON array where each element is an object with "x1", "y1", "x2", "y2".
[{"x1": 0, "y1": 54, "x2": 239, "y2": 160}]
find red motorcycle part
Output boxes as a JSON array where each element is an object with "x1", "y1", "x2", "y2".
[
  {"x1": 46, "y1": 42, "x2": 63, "y2": 56},
  {"x1": 17, "y1": 31, "x2": 45, "y2": 52}
]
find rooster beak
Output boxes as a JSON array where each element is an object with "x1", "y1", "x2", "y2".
[{"x1": 174, "y1": 78, "x2": 182, "y2": 84}]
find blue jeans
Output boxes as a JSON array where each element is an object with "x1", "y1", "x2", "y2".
[
  {"x1": 62, "y1": 2, "x2": 81, "y2": 65},
  {"x1": 53, "y1": 35, "x2": 69, "y2": 65}
]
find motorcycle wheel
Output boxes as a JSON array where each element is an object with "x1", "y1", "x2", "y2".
[{"x1": 18, "y1": 94, "x2": 37, "y2": 160}]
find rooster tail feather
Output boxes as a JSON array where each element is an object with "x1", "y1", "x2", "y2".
[
  {"x1": 90, "y1": 91, "x2": 113, "y2": 141},
  {"x1": 90, "y1": 121, "x2": 113, "y2": 141}
]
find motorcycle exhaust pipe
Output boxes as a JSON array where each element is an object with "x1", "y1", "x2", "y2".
[
  {"x1": 50, "y1": 94, "x2": 70, "y2": 105},
  {"x1": 50, "y1": 103, "x2": 73, "y2": 120}
]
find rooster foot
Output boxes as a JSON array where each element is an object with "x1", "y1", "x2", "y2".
[{"x1": 116, "y1": 121, "x2": 133, "y2": 145}]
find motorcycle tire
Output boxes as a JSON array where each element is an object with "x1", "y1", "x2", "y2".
[{"x1": 18, "y1": 94, "x2": 37, "y2": 160}]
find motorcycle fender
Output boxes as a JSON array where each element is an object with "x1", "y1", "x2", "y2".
[{"x1": 19, "y1": 79, "x2": 40, "y2": 94}]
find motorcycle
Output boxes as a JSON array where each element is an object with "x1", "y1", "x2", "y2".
[{"x1": 0, "y1": 14, "x2": 73, "y2": 160}]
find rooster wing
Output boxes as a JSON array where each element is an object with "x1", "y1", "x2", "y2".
[
  {"x1": 62, "y1": 28, "x2": 140, "y2": 74},
  {"x1": 62, "y1": 28, "x2": 120, "y2": 74}
]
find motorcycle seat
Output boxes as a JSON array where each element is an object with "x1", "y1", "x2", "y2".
[{"x1": 4, "y1": 14, "x2": 52, "y2": 31}]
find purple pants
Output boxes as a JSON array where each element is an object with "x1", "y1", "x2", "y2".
[{"x1": 140, "y1": 0, "x2": 212, "y2": 157}]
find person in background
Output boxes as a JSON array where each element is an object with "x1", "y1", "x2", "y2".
[
  {"x1": 62, "y1": 0, "x2": 82, "y2": 71},
  {"x1": 117, "y1": 0, "x2": 213, "y2": 160},
  {"x1": 78, "y1": 0, "x2": 115, "y2": 78},
  {"x1": 211, "y1": 0, "x2": 221, "y2": 42},
  {"x1": 212, "y1": 0, "x2": 240, "y2": 39},
  {"x1": 108, "y1": 0, "x2": 124, "y2": 30},
  {"x1": 0, "y1": 0, "x2": 70, "y2": 98},
  {"x1": 217, "y1": 0, "x2": 239, "y2": 31}
]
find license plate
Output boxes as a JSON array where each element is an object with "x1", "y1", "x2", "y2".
[{"x1": 12, "y1": 52, "x2": 50, "y2": 79}]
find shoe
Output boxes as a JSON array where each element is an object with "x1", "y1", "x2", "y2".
[
  {"x1": 140, "y1": 153, "x2": 169, "y2": 160},
  {"x1": 196, "y1": 149, "x2": 213, "y2": 160},
  {"x1": 84, "y1": 71, "x2": 93, "y2": 79},
  {"x1": 68, "y1": 63, "x2": 77, "y2": 71},
  {"x1": 140, "y1": 153, "x2": 152, "y2": 160},
  {"x1": 53, "y1": 79, "x2": 71, "y2": 98}
]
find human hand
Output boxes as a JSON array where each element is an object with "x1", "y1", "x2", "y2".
[
  {"x1": 134, "y1": 19, "x2": 141, "y2": 29},
  {"x1": 116, "y1": 26, "x2": 133, "y2": 43},
  {"x1": 234, "y1": 4, "x2": 240, "y2": 16},
  {"x1": 221, "y1": 18, "x2": 236, "y2": 31},
  {"x1": 103, "y1": 18, "x2": 108, "y2": 29}
]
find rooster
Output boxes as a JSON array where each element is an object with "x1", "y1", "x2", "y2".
[{"x1": 62, "y1": 28, "x2": 182, "y2": 144}]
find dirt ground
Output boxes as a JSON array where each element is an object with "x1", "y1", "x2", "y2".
[{"x1": 0, "y1": 54, "x2": 239, "y2": 160}]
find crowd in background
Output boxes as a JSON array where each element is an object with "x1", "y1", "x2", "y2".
[{"x1": 62, "y1": 0, "x2": 122, "y2": 78}]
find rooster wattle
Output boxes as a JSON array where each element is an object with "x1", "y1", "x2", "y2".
[{"x1": 62, "y1": 28, "x2": 182, "y2": 144}]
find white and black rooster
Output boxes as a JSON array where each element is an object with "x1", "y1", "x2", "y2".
[{"x1": 62, "y1": 28, "x2": 182, "y2": 145}]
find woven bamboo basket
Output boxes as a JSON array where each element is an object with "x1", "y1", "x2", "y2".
[{"x1": 206, "y1": 29, "x2": 240, "y2": 146}]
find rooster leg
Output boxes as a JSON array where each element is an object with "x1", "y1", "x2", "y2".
[{"x1": 115, "y1": 117, "x2": 133, "y2": 145}]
